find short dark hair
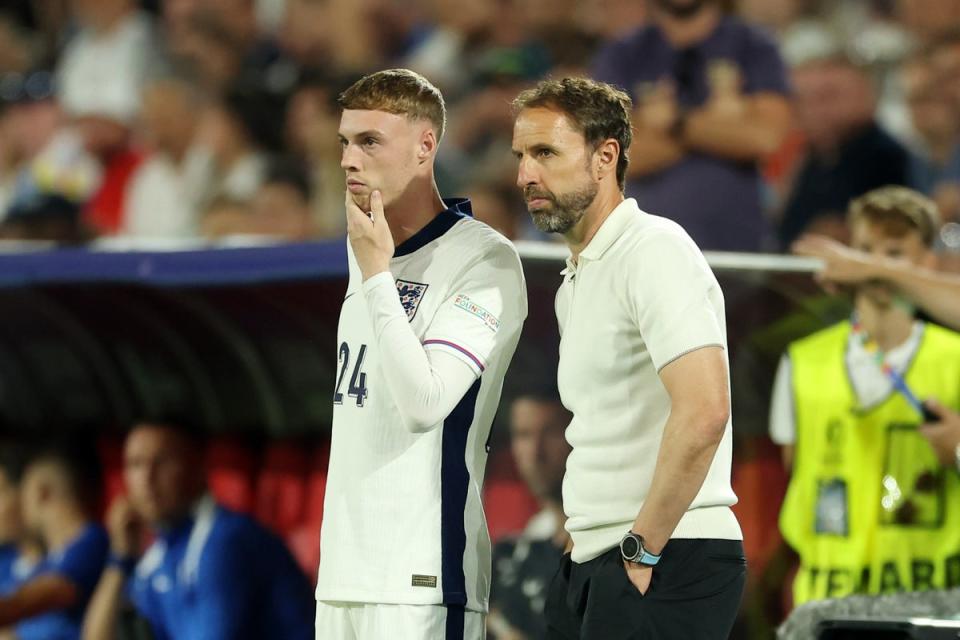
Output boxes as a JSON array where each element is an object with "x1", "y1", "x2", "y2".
[
  {"x1": 264, "y1": 157, "x2": 312, "y2": 202},
  {"x1": 513, "y1": 77, "x2": 633, "y2": 190},
  {"x1": 128, "y1": 416, "x2": 207, "y2": 451},
  {"x1": 0, "y1": 443, "x2": 26, "y2": 486},
  {"x1": 221, "y1": 83, "x2": 288, "y2": 153},
  {"x1": 338, "y1": 68, "x2": 446, "y2": 141},
  {"x1": 24, "y1": 437, "x2": 102, "y2": 511}
]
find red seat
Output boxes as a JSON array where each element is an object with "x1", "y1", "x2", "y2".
[
  {"x1": 97, "y1": 436, "x2": 126, "y2": 519},
  {"x1": 255, "y1": 442, "x2": 309, "y2": 536},
  {"x1": 287, "y1": 525, "x2": 320, "y2": 583},
  {"x1": 290, "y1": 442, "x2": 330, "y2": 582},
  {"x1": 731, "y1": 438, "x2": 789, "y2": 582},
  {"x1": 483, "y1": 449, "x2": 539, "y2": 542},
  {"x1": 206, "y1": 437, "x2": 257, "y2": 513},
  {"x1": 303, "y1": 442, "x2": 330, "y2": 527}
]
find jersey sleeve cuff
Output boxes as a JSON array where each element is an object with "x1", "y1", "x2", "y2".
[
  {"x1": 361, "y1": 271, "x2": 395, "y2": 294},
  {"x1": 423, "y1": 339, "x2": 486, "y2": 375}
]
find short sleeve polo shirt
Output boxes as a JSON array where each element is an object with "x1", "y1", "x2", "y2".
[{"x1": 556, "y1": 198, "x2": 741, "y2": 563}]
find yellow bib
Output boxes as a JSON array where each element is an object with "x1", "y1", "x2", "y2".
[{"x1": 780, "y1": 321, "x2": 960, "y2": 605}]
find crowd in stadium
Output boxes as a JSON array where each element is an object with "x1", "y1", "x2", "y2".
[
  {"x1": 0, "y1": 0, "x2": 957, "y2": 255},
  {"x1": 5, "y1": 0, "x2": 960, "y2": 639}
]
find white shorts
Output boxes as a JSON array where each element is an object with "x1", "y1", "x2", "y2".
[{"x1": 315, "y1": 601, "x2": 485, "y2": 640}]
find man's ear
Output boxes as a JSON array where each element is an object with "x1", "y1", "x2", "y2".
[
  {"x1": 595, "y1": 138, "x2": 620, "y2": 181},
  {"x1": 417, "y1": 128, "x2": 438, "y2": 164}
]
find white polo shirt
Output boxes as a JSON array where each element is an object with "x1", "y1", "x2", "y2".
[{"x1": 556, "y1": 198, "x2": 742, "y2": 563}]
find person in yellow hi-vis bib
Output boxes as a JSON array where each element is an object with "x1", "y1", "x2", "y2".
[{"x1": 771, "y1": 186, "x2": 960, "y2": 606}]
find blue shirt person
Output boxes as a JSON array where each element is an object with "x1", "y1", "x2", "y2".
[
  {"x1": 0, "y1": 544, "x2": 18, "y2": 596},
  {"x1": 0, "y1": 444, "x2": 108, "y2": 640},
  {"x1": 14, "y1": 525, "x2": 108, "y2": 640},
  {"x1": 129, "y1": 497, "x2": 314, "y2": 640},
  {"x1": 591, "y1": 0, "x2": 790, "y2": 252},
  {"x1": 82, "y1": 422, "x2": 314, "y2": 640}
]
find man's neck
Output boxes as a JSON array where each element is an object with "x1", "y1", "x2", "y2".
[
  {"x1": 564, "y1": 189, "x2": 625, "y2": 264},
  {"x1": 384, "y1": 179, "x2": 446, "y2": 249},
  {"x1": 855, "y1": 297, "x2": 916, "y2": 352},
  {"x1": 656, "y1": 5, "x2": 722, "y2": 48},
  {"x1": 44, "y1": 509, "x2": 88, "y2": 553}
]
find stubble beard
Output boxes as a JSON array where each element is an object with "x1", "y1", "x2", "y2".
[{"x1": 526, "y1": 183, "x2": 599, "y2": 234}]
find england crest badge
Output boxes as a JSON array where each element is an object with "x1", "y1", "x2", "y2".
[{"x1": 396, "y1": 279, "x2": 429, "y2": 321}]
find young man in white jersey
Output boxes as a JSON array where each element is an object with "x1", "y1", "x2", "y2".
[
  {"x1": 315, "y1": 69, "x2": 527, "y2": 640},
  {"x1": 511, "y1": 77, "x2": 744, "y2": 639}
]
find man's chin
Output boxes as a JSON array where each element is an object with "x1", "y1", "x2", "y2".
[{"x1": 531, "y1": 212, "x2": 576, "y2": 234}]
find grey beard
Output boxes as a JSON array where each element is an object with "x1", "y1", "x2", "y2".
[{"x1": 529, "y1": 183, "x2": 598, "y2": 234}]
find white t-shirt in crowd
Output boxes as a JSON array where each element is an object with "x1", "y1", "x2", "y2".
[
  {"x1": 123, "y1": 154, "x2": 196, "y2": 238},
  {"x1": 57, "y1": 11, "x2": 156, "y2": 123},
  {"x1": 768, "y1": 321, "x2": 924, "y2": 446},
  {"x1": 556, "y1": 198, "x2": 742, "y2": 564},
  {"x1": 316, "y1": 200, "x2": 526, "y2": 612}
]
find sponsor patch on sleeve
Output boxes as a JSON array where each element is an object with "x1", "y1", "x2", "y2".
[{"x1": 453, "y1": 293, "x2": 500, "y2": 332}]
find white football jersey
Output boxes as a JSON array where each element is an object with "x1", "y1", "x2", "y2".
[{"x1": 316, "y1": 199, "x2": 527, "y2": 613}]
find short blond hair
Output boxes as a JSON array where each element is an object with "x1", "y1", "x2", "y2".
[
  {"x1": 848, "y1": 186, "x2": 940, "y2": 247},
  {"x1": 338, "y1": 68, "x2": 446, "y2": 140}
]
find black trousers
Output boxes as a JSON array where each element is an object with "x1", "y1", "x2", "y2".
[{"x1": 545, "y1": 539, "x2": 746, "y2": 640}]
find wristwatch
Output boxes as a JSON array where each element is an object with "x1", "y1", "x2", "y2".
[{"x1": 620, "y1": 532, "x2": 661, "y2": 566}]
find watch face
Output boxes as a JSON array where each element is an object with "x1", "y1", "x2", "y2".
[{"x1": 621, "y1": 535, "x2": 640, "y2": 560}]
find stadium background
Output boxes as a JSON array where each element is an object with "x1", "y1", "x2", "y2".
[{"x1": 3, "y1": 0, "x2": 960, "y2": 638}]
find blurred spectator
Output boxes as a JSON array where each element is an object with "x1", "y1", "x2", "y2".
[
  {"x1": 401, "y1": 0, "x2": 497, "y2": 95},
  {"x1": 0, "y1": 448, "x2": 27, "y2": 598},
  {"x1": 122, "y1": 74, "x2": 200, "y2": 238},
  {"x1": 489, "y1": 392, "x2": 571, "y2": 640},
  {"x1": 320, "y1": 0, "x2": 385, "y2": 72},
  {"x1": 182, "y1": 84, "x2": 285, "y2": 217},
  {"x1": 285, "y1": 71, "x2": 349, "y2": 238},
  {"x1": 247, "y1": 158, "x2": 316, "y2": 240},
  {"x1": 165, "y1": 10, "x2": 246, "y2": 95},
  {"x1": 779, "y1": 55, "x2": 910, "y2": 247},
  {"x1": 163, "y1": 0, "x2": 288, "y2": 91},
  {"x1": 465, "y1": 181, "x2": 529, "y2": 242},
  {"x1": 897, "y1": 0, "x2": 960, "y2": 44},
  {"x1": 0, "y1": 443, "x2": 108, "y2": 640},
  {"x1": 575, "y1": 0, "x2": 647, "y2": 41},
  {"x1": 0, "y1": 14, "x2": 33, "y2": 74},
  {"x1": 591, "y1": 0, "x2": 792, "y2": 252},
  {"x1": 199, "y1": 196, "x2": 250, "y2": 240},
  {"x1": 774, "y1": 186, "x2": 960, "y2": 605},
  {"x1": 0, "y1": 69, "x2": 62, "y2": 220},
  {"x1": 55, "y1": 0, "x2": 158, "y2": 236},
  {"x1": 900, "y1": 50, "x2": 960, "y2": 224},
  {"x1": 0, "y1": 193, "x2": 90, "y2": 245},
  {"x1": 277, "y1": 0, "x2": 333, "y2": 70},
  {"x1": 443, "y1": 44, "x2": 550, "y2": 194},
  {"x1": 82, "y1": 421, "x2": 314, "y2": 640}
]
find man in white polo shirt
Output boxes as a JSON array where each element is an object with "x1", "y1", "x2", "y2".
[{"x1": 511, "y1": 77, "x2": 744, "y2": 639}]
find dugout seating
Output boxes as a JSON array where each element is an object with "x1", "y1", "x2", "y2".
[
  {"x1": 95, "y1": 434, "x2": 780, "y2": 599},
  {"x1": 255, "y1": 441, "x2": 309, "y2": 535},
  {"x1": 206, "y1": 437, "x2": 259, "y2": 514}
]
